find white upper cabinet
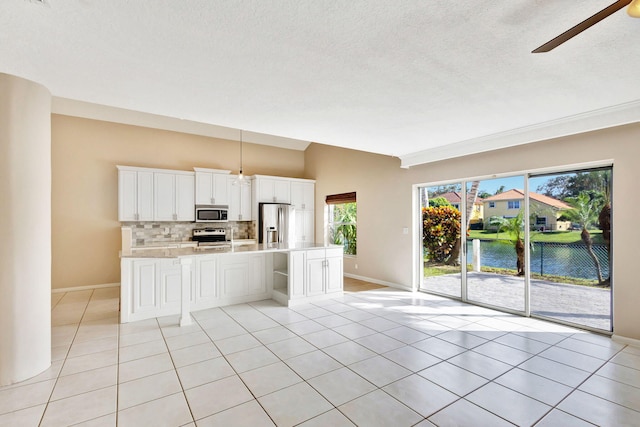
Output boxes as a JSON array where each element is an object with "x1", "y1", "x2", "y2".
[
  {"x1": 154, "y1": 171, "x2": 195, "y2": 221},
  {"x1": 118, "y1": 166, "x2": 194, "y2": 222},
  {"x1": 194, "y1": 168, "x2": 231, "y2": 206},
  {"x1": 118, "y1": 167, "x2": 153, "y2": 221},
  {"x1": 175, "y1": 174, "x2": 196, "y2": 221},
  {"x1": 228, "y1": 176, "x2": 252, "y2": 221},
  {"x1": 254, "y1": 176, "x2": 291, "y2": 204},
  {"x1": 290, "y1": 181, "x2": 315, "y2": 211}
]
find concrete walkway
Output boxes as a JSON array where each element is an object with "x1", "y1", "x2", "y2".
[{"x1": 423, "y1": 272, "x2": 611, "y2": 331}]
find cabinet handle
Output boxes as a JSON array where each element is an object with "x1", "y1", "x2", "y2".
[
  {"x1": 211, "y1": 197, "x2": 215, "y2": 204},
  {"x1": 173, "y1": 213, "x2": 177, "y2": 220},
  {"x1": 239, "y1": 214, "x2": 242, "y2": 220},
  {"x1": 135, "y1": 213, "x2": 139, "y2": 221},
  {"x1": 273, "y1": 196, "x2": 277, "y2": 202},
  {"x1": 302, "y1": 203, "x2": 305, "y2": 209}
]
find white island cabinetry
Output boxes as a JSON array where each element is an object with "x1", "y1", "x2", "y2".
[
  {"x1": 120, "y1": 245, "x2": 343, "y2": 323},
  {"x1": 272, "y1": 246, "x2": 343, "y2": 307}
]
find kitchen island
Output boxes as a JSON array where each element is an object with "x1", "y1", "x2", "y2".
[{"x1": 120, "y1": 243, "x2": 343, "y2": 325}]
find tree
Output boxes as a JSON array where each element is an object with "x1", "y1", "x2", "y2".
[
  {"x1": 598, "y1": 175, "x2": 611, "y2": 281},
  {"x1": 489, "y1": 212, "x2": 525, "y2": 275},
  {"x1": 564, "y1": 192, "x2": 604, "y2": 284},
  {"x1": 428, "y1": 185, "x2": 460, "y2": 198},
  {"x1": 428, "y1": 197, "x2": 452, "y2": 208},
  {"x1": 422, "y1": 206, "x2": 461, "y2": 265},
  {"x1": 536, "y1": 171, "x2": 610, "y2": 199},
  {"x1": 494, "y1": 185, "x2": 506, "y2": 195}
]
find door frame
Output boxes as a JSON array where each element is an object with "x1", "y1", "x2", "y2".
[{"x1": 413, "y1": 160, "x2": 614, "y2": 333}]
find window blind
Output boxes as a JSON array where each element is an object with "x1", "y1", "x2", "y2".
[{"x1": 325, "y1": 192, "x2": 356, "y2": 205}]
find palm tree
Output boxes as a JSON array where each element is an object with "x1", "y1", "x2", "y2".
[
  {"x1": 598, "y1": 176, "x2": 611, "y2": 285},
  {"x1": 564, "y1": 192, "x2": 604, "y2": 284},
  {"x1": 489, "y1": 211, "x2": 525, "y2": 276}
]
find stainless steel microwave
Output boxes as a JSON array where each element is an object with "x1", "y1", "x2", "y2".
[{"x1": 195, "y1": 205, "x2": 229, "y2": 222}]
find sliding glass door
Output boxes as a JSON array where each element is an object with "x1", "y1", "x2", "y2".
[
  {"x1": 420, "y1": 183, "x2": 463, "y2": 298},
  {"x1": 466, "y1": 176, "x2": 526, "y2": 313},
  {"x1": 528, "y1": 168, "x2": 612, "y2": 331},
  {"x1": 418, "y1": 166, "x2": 613, "y2": 332}
]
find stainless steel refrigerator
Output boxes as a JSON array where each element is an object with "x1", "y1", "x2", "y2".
[{"x1": 258, "y1": 203, "x2": 294, "y2": 244}]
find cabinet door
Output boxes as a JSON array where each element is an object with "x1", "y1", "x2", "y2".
[
  {"x1": 175, "y1": 174, "x2": 195, "y2": 221},
  {"x1": 257, "y1": 178, "x2": 276, "y2": 202},
  {"x1": 119, "y1": 170, "x2": 138, "y2": 221},
  {"x1": 294, "y1": 210, "x2": 315, "y2": 242},
  {"x1": 159, "y1": 260, "x2": 182, "y2": 310},
  {"x1": 248, "y1": 254, "x2": 267, "y2": 295},
  {"x1": 289, "y1": 251, "x2": 305, "y2": 298},
  {"x1": 195, "y1": 172, "x2": 213, "y2": 205},
  {"x1": 212, "y1": 174, "x2": 230, "y2": 205},
  {"x1": 239, "y1": 181, "x2": 252, "y2": 221},
  {"x1": 132, "y1": 260, "x2": 159, "y2": 315},
  {"x1": 273, "y1": 180, "x2": 291, "y2": 203},
  {"x1": 228, "y1": 177, "x2": 241, "y2": 221},
  {"x1": 154, "y1": 173, "x2": 176, "y2": 221},
  {"x1": 325, "y1": 253, "x2": 343, "y2": 293},
  {"x1": 291, "y1": 182, "x2": 314, "y2": 211},
  {"x1": 195, "y1": 256, "x2": 218, "y2": 308},
  {"x1": 219, "y1": 257, "x2": 250, "y2": 298},
  {"x1": 305, "y1": 252, "x2": 326, "y2": 297},
  {"x1": 137, "y1": 171, "x2": 154, "y2": 221}
]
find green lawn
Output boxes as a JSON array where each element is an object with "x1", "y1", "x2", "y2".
[
  {"x1": 424, "y1": 263, "x2": 602, "y2": 287},
  {"x1": 468, "y1": 229, "x2": 604, "y2": 244}
]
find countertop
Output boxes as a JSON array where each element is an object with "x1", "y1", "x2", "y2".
[{"x1": 121, "y1": 242, "x2": 340, "y2": 259}]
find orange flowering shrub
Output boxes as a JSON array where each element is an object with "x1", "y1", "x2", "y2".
[{"x1": 422, "y1": 206, "x2": 461, "y2": 263}]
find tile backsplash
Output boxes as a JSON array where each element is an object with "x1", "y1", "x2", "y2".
[{"x1": 122, "y1": 221, "x2": 255, "y2": 246}]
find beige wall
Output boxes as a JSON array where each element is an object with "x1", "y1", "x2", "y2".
[
  {"x1": 51, "y1": 115, "x2": 305, "y2": 289},
  {"x1": 305, "y1": 123, "x2": 640, "y2": 340}
]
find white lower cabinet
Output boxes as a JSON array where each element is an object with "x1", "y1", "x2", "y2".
[
  {"x1": 121, "y1": 247, "x2": 341, "y2": 323},
  {"x1": 131, "y1": 259, "x2": 158, "y2": 317},
  {"x1": 193, "y1": 255, "x2": 218, "y2": 310},
  {"x1": 159, "y1": 259, "x2": 182, "y2": 312},
  {"x1": 126, "y1": 259, "x2": 186, "y2": 322},
  {"x1": 325, "y1": 248, "x2": 344, "y2": 293},
  {"x1": 305, "y1": 250, "x2": 326, "y2": 297},
  {"x1": 273, "y1": 247, "x2": 344, "y2": 306},
  {"x1": 218, "y1": 254, "x2": 268, "y2": 301}
]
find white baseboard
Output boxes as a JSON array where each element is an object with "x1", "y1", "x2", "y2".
[
  {"x1": 344, "y1": 273, "x2": 413, "y2": 292},
  {"x1": 612, "y1": 334, "x2": 640, "y2": 348},
  {"x1": 52, "y1": 283, "x2": 121, "y2": 294}
]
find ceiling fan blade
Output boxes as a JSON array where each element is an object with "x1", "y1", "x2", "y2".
[{"x1": 532, "y1": 0, "x2": 631, "y2": 53}]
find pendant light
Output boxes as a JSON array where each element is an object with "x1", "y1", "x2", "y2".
[
  {"x1": 629, "y1": 0, "x2": 640, "y2": 17},
  {"x1": 238, "y1": 130, "x2": 244, "y2": 181}
]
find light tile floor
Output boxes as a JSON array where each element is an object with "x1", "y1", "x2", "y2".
[{"x1": 2, "y1": 286, "x2": 640, "y2": 426}]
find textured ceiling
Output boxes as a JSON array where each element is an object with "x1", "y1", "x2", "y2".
[{"x1": 2, "y1": 1, "x2": 640, "y2": 165}]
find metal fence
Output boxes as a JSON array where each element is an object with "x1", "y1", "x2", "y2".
[{"x1": 466, "y1": 240, "x2": 610, "y2": 281}]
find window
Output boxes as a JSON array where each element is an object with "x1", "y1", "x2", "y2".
[
  {"x1": 489, "y1": 201, "x2": 496, "y2": 208},
  {"x1": 536, "y1": 216, "x2": 547, "y2": 225},
  {"x1": 508, "y1": 200, "x2": 520, "y2": 209},
  {"x1": 326, "y1": 192, "x2": 357, "y2": 255}
]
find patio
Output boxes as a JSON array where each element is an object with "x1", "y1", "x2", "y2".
[{"x1": 423, "y1": 272, "x2": 611, "y2": 331}]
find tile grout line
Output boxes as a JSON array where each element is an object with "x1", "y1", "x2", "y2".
[{"x1": 38, "y1": 289, "x2": 95, "y2": 427}]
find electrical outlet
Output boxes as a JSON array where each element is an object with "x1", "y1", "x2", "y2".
[
  {"x1": 402, "y1": 227, "x2": 409, "y2": 235},
  {"x1": 355, "y1": 264, "x2": 358, "y2": 269}
]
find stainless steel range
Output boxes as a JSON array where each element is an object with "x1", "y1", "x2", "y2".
[{"x1": 192, "y1": 228, "x2": 229, "y2": 247}]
